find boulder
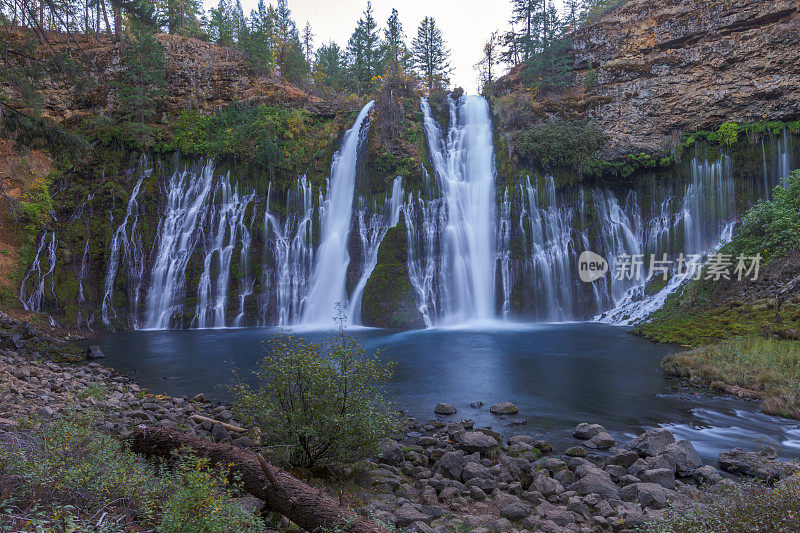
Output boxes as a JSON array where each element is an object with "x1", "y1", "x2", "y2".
[
  {"x1": 572, "y1": 423, "x2": 605, "y2": 440},
  {"x1": 718, "y1": 447, "x2": 795, "y2": 482},
  {"x1": 500, "y1": 502, "x2": 531, "y2": 521},
  {"x1": 394, "y1": 503, "x2": 431, "y2": 527},
  {"x1": 434, "y1": 451, "x2": 467, "y2": 480},
  {"x1": 565, "y1": 446, "x2": 586, "y2": 457},
  {"x1": 434, "y1": 403, "x2": 456, "y2": 415},
  {"x1": 586, "y1": 432, "x2": 615, "y2": 450},
  {"x1": 619, "y1": 482, "x2": 669, "y2": 509},
  {"x1": 86, "y1": 345, "x2": 106, "y2": 359},
  {"x1": 530, "y1": 474, "x2": 563, "y2": 496},
  {"x1": 461, "y1": 461, "x2": 491, "y2": 482},
  {"x1": 379, "y1": 441, "x2": 404, "y2": 466},
  {"x1": 641, "y1": 468, "x2": 675, "y2": 489},
  {"x1": 458, "y1": 431, "x2": 499, "y2": 455},
  {"x1": 609, "y1": 450, "x2": 640, "y2": 468},
  {"x1": 568, "y1": 471, "x2": 620, "y2": 500},
  {"x1": 629, "y1": 428, "x2": 676, "y2": 457},
  {"x1": 659, "y1": 440, "x2": 702, "y2": 476},
  {"x1": 692, "y1": 465, "x2": 722, "y2": 485},
  {"x1": 490, "y1": 401, "x2": 519, "y2": 415}
]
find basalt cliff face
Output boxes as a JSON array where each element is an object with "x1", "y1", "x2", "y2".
[{"x1": 496, "y1": 0, "x2": 800, "y2": 157}]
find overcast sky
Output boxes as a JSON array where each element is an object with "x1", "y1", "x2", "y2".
[{"x1": 203, "y1": 0, "x2": 566, "y2": 91}]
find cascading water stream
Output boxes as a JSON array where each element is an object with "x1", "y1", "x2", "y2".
[
  {"x1": 420, "y1": 95, "x2": 497, "y2": 325},
  {"x1": 300, "y1": 100, "x2": 374, "y2": 327},
  {"x1": 347, "y1": 176, "x2": 404, "y2": 323}
]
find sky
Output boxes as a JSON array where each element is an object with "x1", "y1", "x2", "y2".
[{"x1": 203, "y1": 0, "x2": 566, "y2": 91}]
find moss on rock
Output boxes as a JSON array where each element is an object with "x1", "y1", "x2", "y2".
[{"x1": 361, "y1": 222, "x2": 424, "y2": 330}]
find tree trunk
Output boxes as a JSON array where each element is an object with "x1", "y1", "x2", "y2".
[{"x1": 129, "y1": 428, "x2": 389, "y2": 533}]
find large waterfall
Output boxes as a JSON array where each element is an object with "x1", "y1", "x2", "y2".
[
  {"x1": 90, "y1": 98, "x2": 798, "y2": 331},
  {"x1": 300, "y1": 101, "x2": 374, "y2": 327},
  {"x1": 420, "y1": 96, "x2": 497, "y2": 324}
]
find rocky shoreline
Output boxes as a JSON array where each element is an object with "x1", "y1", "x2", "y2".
[{"x1": 1, "y1": 316, "x2": 798, "y2": 532}]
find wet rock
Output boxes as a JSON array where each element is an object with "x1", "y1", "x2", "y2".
[
  {"x1": 586, "y1": 431, "x2": 615, "y2": 450},
  {"x1": 693, "y1": 465, "x2": 723, "y2": 485},
  {"x1": 565, "y1": 446, "x2": 586, "y2": 457},
  {"x1": 458, "y1": 431, "x2": 499, "y2": 455},
  {"x1": 572, "y1": 422, "x2": 605, "y2": 440},
  {"x1": 85, "y1": 345, "x2": 106, "y2": 359},
  {"x1": 470, "y1": 401, "x2": 483, "y2": 409},
  {"x1": 629, "y1": 428, "x2": 676, "y2": 457},
  {"x1": 192, "y1": 393, "x2": 205, "y2": 402},
  {"x1": 489, "y1": 401, "x2": 519, "y2": 415},
  {"x1": 609, "y1": 449, "x2": 640, "y2": 468},
  {"x1": 659, "y1": 440, "x2": 702, "y2": 477},
  {"x1": 534, "y1": 440, "x2": 552, "y2": 453},
  {"x1": 718, "y1": 446, "x2": 795, "y2": 482},
  {"x1": 434, "y1": 403, "x2": 456, "y2": 415}
]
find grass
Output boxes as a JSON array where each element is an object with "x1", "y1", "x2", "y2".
[
  {"x1": 662, "y1": 336, "x2": 800, "y2": 419},
  {"x1": 644, "y1": 473, "x2": 800, "y2": 532},
  {"x1": 0, "y1": 409, "x2": 265, "y2": 532}
]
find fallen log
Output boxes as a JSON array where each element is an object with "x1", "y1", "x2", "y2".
[
  {"x1": 189, "y1": 414, "x2": 246, "y2": 433},
  {"x1": 130, "y1": 427, "x2": 388, "y2": 533}
]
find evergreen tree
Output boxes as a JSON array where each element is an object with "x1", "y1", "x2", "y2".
[
  {"x1": 382, "y1": 8, "x2": 409, "y2": 78},
  {"x1": 412, "y1": 16, "x2": 451, "y2": 92},
  {"x1": 113, "y1": 18, "x2": 166, "y2": 140},
  {"x1": 272, "y1": 0, "x2": 307, "y2": 82},
  {"x1": 510, "y1": 0, "x2": 542, "y2": 60},
  {"x1": 242, "y1": 0, "x2": 273, "y2": 71},
  {"x1": 314, "y1": 41, "x2": 346, "y2": 91},
  {"x1": 346, "y1": 1, "x2": 380, "y2": 94},
  {"x1": 208, "y1": 0, "x2": 234, "y2": 46},
  {"x1": 564, "y1": 0, "x2": 580, "y2": 31}
]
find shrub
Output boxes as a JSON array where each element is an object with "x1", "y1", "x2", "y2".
[
  {"x1": 726, "y1": 169, "x2": 800, "y2": 263},
  {"x1": 514, "y1": 119, "x2": 605, "y2": 174},
  {"x1": 0, "y1": 409, "x2": 264, "y2": 531},
  {"x1": 716, "y1": 121, "x2": 739, "y2": 146},
  {"x1": 647, "y1": 474, "x2": 800, "y2": 532},
  {"x1": 229, "y1": 329, "x2": 402, "y2": 468}
]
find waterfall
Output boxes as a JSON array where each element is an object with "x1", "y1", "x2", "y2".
[
  {"x1": 193, "y1": 178, "x2": 255, "y2": 328},
  {"x1": 420, "y1": 95, "x2": 497, "y2": 324},
  {"x1": 145, "y1": 162, "x2": 216, "y2": 329},
  {"x1": 498, "y1": 188, "x2": 512, "y2": 318},
  {"x1": 263, "y1": 178, "x2": 316, "y2": 326},
  {"x1": 402, "y1": 197, "x2": 447, "y2": 327},
  {"x1": 19, "y1": 232, "x2": 58, "y2": 313},
  {"x1": 300, "y1": 101, "x2": 374, "y2": 327},
  {"x1": 102, "y1": 173, "x2": 147, "y2": 328}
]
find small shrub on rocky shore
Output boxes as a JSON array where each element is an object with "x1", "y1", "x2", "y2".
[
  {"x1": 646, "y1": 474, "x2": 800, "y2": 532},
  {"x1": 229, "y1": 329, "x2": 402, "y2": 468},
  {"x1": 0, "y1": 409, "x2": 264, "y2": 532}
]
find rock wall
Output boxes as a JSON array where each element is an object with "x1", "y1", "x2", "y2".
[{"x1": 496, "y1": 0, "x2": 800, "y2": 157}]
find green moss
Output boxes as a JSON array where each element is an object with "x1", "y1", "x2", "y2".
[{"x1": 361, "y1": 222, "x2": 425, "y2": 329}]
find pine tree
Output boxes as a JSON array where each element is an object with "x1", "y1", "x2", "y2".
[
  {"x1": 242, "y1": 0, "x2": 273, "y2": 71},
  {"x1": 382, "y1": 8, "x2": 409, "y2": 78},
  {"x1": 314, "y1": 41, "x2": 346, "y2": 91},
  {"x1": 272, "y1": 0, "x2": 308, "y2": 83},
  {"x1": 412, "y1": 16, "x2": 451, "y2": 93},
  {"x1": 510, "y1": 0, "x2": 543, "y2": 60},
  {"x1": 564, "y1": 0, "x2": 580, "y2": 31},
  {"x1": 208, "y1": 0, "x2": 234, "y2": 46},
  {"x1": 347, "y1": 1, "x2": 380, "y2": 94}
]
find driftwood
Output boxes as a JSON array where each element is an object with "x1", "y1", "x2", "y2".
[
  {"x1": 130, "y1": 427, "x2": 388, "y2": 533},
  {"x1": 189, "y1": 414, "x2": 246, "y2": 433},
  {"x1": 776, "y1": 271, "x2": 800, "y2": 310}
]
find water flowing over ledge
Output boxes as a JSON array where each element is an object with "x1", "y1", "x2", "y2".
[{"x1": 43, "y1": 98, "x2": 796, "y2": 331}]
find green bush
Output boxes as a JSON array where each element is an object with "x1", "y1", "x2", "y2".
[
  {"x1": 716, "y1": 122, "x2": 739, "y2": 146},
  {"x1": 229, "y1": 329, "x2": 402, "y2": 468},
  {"x1": 0, "y1": 410, "x2": 263, "y2": 532},
  {"x1": 647, "y1": 474, "x2": 800, "y2": 532},
  {"x1": 726, "y1": 169, "x2": 800, "y2": 263},
  {"x1": 514, "y1": 119, "x2": 605, "y2": 174}
]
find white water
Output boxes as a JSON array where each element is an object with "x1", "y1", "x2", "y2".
[
  {"x1": 420, "y1": 95, "x2": 497, "y2": 324},
  {"x1": 300, "y1": 101, "x2": 374, "y2": 327},
  {"x1": 19, "y1": 232, "x2": 57, "y2": 313}
]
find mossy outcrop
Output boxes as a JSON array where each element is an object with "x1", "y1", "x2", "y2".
[{"x1": 361, "y1": 222, "x2": 424, "y2": 330}]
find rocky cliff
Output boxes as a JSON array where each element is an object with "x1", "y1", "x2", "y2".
[
  {"x1": 496, "y1": 0, "x2": 800, "y2": 157},
  {"x1": 7, "y1": 31, "x2": 350, "y2": 124}
]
